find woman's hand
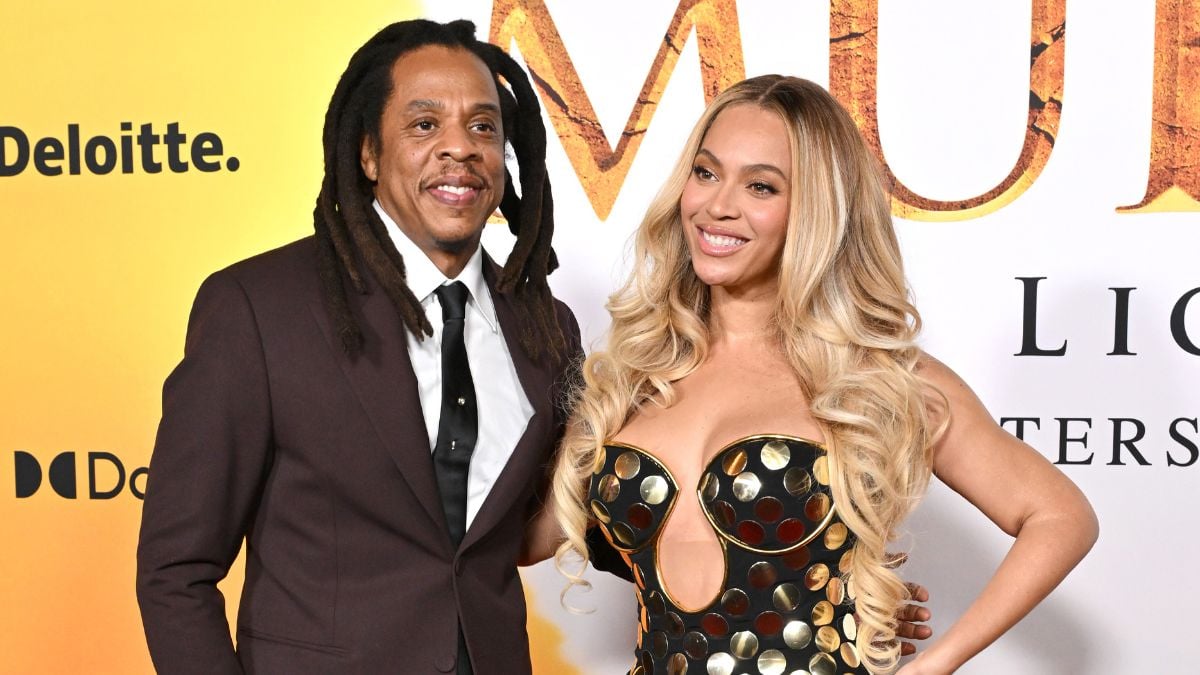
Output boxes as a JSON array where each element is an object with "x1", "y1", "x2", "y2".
[{"x1": 906, "y1": 354, "x2": 1098, "y2": 671}]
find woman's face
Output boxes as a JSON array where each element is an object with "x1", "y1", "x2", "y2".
[{"x1": 680, "y1": 104, "x2": 792, "y2": 296}]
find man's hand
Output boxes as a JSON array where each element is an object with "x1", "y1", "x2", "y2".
[{"x1": 897, "y1": 582, "x2": 933, "y2": 656}]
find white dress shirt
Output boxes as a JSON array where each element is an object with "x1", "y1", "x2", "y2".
[{"x1": 374, "y1": 200, "x2": 534, "y2": 530}]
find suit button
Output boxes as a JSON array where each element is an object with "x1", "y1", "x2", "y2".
[
  {"x1": 454, "y1": 557, "x2": 464, "y2": 576},
  {"x1": 435, "y1": 654, "x2": 456, "y2": 672}
]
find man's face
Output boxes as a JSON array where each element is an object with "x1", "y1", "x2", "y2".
[{"x1": 361, "y1": 45, "x2": 505, "y2": 274}]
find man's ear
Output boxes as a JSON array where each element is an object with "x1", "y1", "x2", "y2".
[{"x1": 360, "y1": 137, "x2": 378, "y2": 182}]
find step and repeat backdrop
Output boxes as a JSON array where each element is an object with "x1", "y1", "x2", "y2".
[{"x1": 2, "y1": 1, "x2": 1196, "y2": 673}]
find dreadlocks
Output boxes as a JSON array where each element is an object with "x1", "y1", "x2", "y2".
[{"x1": 313, "y1": 19, "x2": 563, "y2": 361}]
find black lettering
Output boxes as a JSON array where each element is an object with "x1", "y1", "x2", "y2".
[
  {"x1": 164, "y1": 122, "x2": 188, "y2": 172},
  {"x1": 1015, "y1": 277, "x2": 1067, "y2": 356},
  {"x1": 138, "y1": 123, "x2": 162, "y2": 173},
  {"x1": 191, "y1": 132, "x2": 223, "y2": 172},
  {"x1": 120, "y1": 121, "x2": 134, "y2": 173},
  {"x1": 1000, "y1": 417, "x2": 1041, "y2": 441},
  {"x1": 33, "y1": 137, "x2": 64, "y2": 176},
  {"x1": 84, "y1": 135, "x2": 117, "y2": 174},
  {"x1": 88, "y1": 452, "x2": 126, "y2": 499},
  {"x1": 1108, "y1": 287, "x2": 1137, "y2": 355},
  {"x1": 1109, "y1": 418, "x2": 1150, "y2": 465},
  {"x1": 1171, "y1": 287, "x2": 1200, "y2": 355},
  {"x1": 0, "y1": 126, "x2": 29, "y2": 177},
  {"x1": 14, "y1": 451, "x2": 42, "y2": 498},
  {"x1": 129, "y1": 466, "x2": 149, "y2": 500},
  {"x1": 1055, "y1": 417, "x2": 1093, "y2": 465},
  {"x1": 68, "y1": 123, "x2": 80, "y2": 175},
  {"x1": 48, "y1": 451, "x2": 77, "y2": 499},
  {"x1": 1168, "y1": 418, "x2": 1199, "y2": 467}
]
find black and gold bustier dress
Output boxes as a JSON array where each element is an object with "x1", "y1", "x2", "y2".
[{"x1": 588, "y1": 435, "x2": 866, "y2": 675}]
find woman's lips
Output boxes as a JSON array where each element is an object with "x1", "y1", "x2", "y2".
[{"x1": 695, "y1": 225, "x2": 748, "y2": 256}]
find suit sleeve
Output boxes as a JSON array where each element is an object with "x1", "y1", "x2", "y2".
[{"x1": 136, "y1": 270, "x2": 274, "y2": 674}]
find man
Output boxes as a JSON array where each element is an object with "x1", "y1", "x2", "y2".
[{"x1": 136, "y1": 19, "x2": 574, "y2": 674}]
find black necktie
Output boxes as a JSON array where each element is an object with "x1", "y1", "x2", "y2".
[
  {"x1": 432, "y1": 281, "x2": 478, "y2": 547},
  {"x1": 432, "y1": 282, "x2": 478, "y2": 675}
]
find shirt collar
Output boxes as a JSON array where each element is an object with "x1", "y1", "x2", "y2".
[{"x1": 373, "y1": 199, "x2": 498, "y2": 333}]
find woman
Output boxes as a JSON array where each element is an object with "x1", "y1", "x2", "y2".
[{"x1": 541, "y1": 75, "x2": 1098, "y2": 675}]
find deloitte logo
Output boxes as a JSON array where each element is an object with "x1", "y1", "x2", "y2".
[
  {"x1": 13, "y1": 451, "x2": 147, "y2": 500},
  {"x1": 0, "y1": 122, "x2": 239, "y2": 176}
]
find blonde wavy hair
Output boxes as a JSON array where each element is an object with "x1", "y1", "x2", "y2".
[{"x1": 550, "y1": 75, "x2": 945, "y2": 674}]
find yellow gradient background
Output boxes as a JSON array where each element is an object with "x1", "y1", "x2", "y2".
[{"x1": 0, "y1": 2, "x2": 605, "y2": 672}]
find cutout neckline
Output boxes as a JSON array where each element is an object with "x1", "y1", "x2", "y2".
[{"x1": 598, "y1": 433, "x2": 827, "y2": 613}]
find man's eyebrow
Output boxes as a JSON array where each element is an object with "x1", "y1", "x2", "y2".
[
  {"x1": 403, "y1": 100, "x2": 501, "y2": 114},
  {"x1": 405, "y1": 99, "x2": 444, "y2": 111}
]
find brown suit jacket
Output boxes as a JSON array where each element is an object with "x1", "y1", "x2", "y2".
[{"x1": 136, "y1": 237, "x2": 580, "y2": 674}]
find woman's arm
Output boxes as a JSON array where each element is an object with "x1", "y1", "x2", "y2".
[{"x1": 898, "y1": 355, "x2": 1098, "y2": 674}]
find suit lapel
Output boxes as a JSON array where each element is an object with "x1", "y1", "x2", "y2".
[
  {"x1": 460, "y1": 258, "x2": 557, "y2": 552},
  {"x1": 308, "y1": 281, "x2": 449, "y2": 542}
]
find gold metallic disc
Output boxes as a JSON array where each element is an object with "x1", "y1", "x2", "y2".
[
  {"x1": 720, "y1": 588, "x2": 749, "y2": 616},
  {"x1": 666, "y1": 612, "x2": 685, "y2": 637},
  {"x1": 598, "y1": 474, "x2": 620, "y2": 502},
  {"x1": 721, "y1": 449, "x2": 748, "y2": 476},
  {"x1": 804, "y1": 493, "x2": 830, "y2": 522},
  {"x1": 782, "y1": 620, "x2": 812, "y2": 649},
  {"x1": 732, "y1": 471, "x2": 762, "y2": 502},
  {"x1": 640, "y1": 475, "x2": 669, "y2": 505},
  {"x1": 808, "y1": 652, "x2": 836, "y2": 675},
  {"x1": 826, "y1": 577, "x2": 845, "y2": 605},
  {"x1": 837, "y1": 548, "x2": 855, "y2": 574},
  {"x1": 666, "y1": 653, "x2": 687, "y2": 675},
  {"x1": 711, "y1": 500, "x2": 736, "y2": 529},
  {"x1": 650, "y1": 631, "x2": 668, "y2": 658},
  {"x1": 772, "y1": 583, "x2": 800, "y2": 612},
  {"x1": 646, "y1": 590, "x2": 665, "y2": 615},
  {"x1": 783, "y1": 467, "x2": 812, "y2": 497},
  {"x1": 842, "y1": 613, "x2": 857, "y2": 641},
  {"x1": 700, "y1": 472, "x2": 719, "y2": 502},
  {"x1": 729, "y1": 631, "x2": 759, "y2": 659},
  {"x1": 614, "y1": 451, "x2": 642, "y2": 479},
  {"x1": 592, "y1": 447, "x2": 607, "y2": 474},
  {"x1": 747, "y1": 561, "x2": 778, "y2": 589},
  {"x1": 684, "y1": 631, "x2": 709, "y2": 660},
  {"x1": 706, "y1": 652, "x2": 735, "y2": 675},
  {"x1": 590, "y1": 500, "x2": 611, "y2": 524},
  {"x1": 804, "y1": 563, "x2": 830, "y2": 591},
  {"x1": 756, "y1": 649, "x2": 787, "y2": 675},
  {"x1": 823, "y1": 523, "x2": 848, "y2": 550},
  {"x1": 760, "y1": 440, "x2": 791, "y2": 470},
  {"x1": 812, "y1": 455, "x2": 830, "y2": 485},
  {"x1": 840, "y1": 642, "x2": 861, "y2": 668},
  {"x1": 811, "y1": 600, "x2": 834, "y2": 626},
  {"x1": 612, "y1": 522, "x2": 635, "y2": 546},
  {"x1": 815, "y1": 625, "x2": 841, "y2": 653}
]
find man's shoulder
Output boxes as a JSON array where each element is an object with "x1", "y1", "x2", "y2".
[
  {"x1": 217, "y1": 236, "x2": 318, "y2": 285},
  {"x1": 190, "y1": 236, "x2": 323, "y2": 316}
]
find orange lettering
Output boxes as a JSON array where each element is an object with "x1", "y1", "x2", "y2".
[
  {"x1": 490, "y1": 0, "x2": 745, "y2": 219},
  {"x1": 1118, "y1": 0, "x2": 1200, "y2": 213},
  {"x1": 830, "y1": 1, "x2": 1067, "y2": 221}
]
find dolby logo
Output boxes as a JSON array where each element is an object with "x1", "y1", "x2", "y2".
[{"x1": 13, "y1": 451, "x2": 147, "y2": 500}]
